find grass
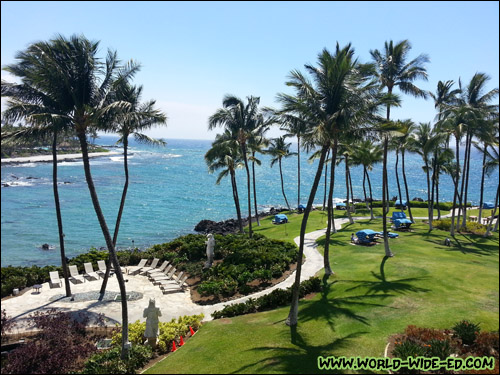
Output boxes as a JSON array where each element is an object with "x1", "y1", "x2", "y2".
[{"x1": 145, "y1": 214, "x2": 498, "y2": 374}]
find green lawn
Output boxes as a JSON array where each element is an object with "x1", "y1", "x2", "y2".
[{"x1": 146, "y1": 214, "x2": 499, "y2": 374}]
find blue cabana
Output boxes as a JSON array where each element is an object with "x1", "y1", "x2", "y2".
[
  {"x1": 336, "y1": 202, "x2": 346, "y2": 210},
  {"x1": 297, "y1": 204, "x2": 306, "y2": 212},
  {"x1": 375, "y1": 231, "x2": 399, "y2": 238},
  {"x1": 391, "y1": 211, "x2": 407, "y2": 221},
  {"x1": 395, "y1": 200, "x2": 407, "y2": 208},
  {"x1": 356, "y1": 229, "x2": 378, "y2": 244},
  {"x1": 394, "y1": 218, "x2": 412, "y2": 230},
  {"x1": 483, "y1": 202, "x2": 495, "y2": 209},
  {"x1": 273, "y1": 214, "x2": 288, "y2": 224}
]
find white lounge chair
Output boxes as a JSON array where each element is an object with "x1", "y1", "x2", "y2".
[
  {"x1": 172, "y1": 271, "x2": 184, "y2": 283},
  {"x1": 96, "y1": 260, "x2": 115, "y2": 278},
  {"x1": 154, "y1": 267, "x2": 177, "y2": 285},
  {"x1": 68, "y1": 265, "x2": 85, "y2": 284},
  {"x1": 138, "y1": 258, "x2": 159, "y2": 275},
  {"x1": 176, "y1": 274, "x2": 189, "y2": 288},
  {"x1": 146, "y1": 260, "x2": 169, "y2": 277},
  {"x1": 160, "y1": 274, "x2": 189, "y2": 293},
  {"x1": 127, "y1": 259, "x2": 148, "y2": 275},
  {"x1": 49, "y1": 271, "x2": 62, "y2": 288},
  {"x1": 150, "y1": 265, "x2": 173, "y2": 282},
  {"x1": 83, "y1": 262, "x2": 99, "y2": 281}
]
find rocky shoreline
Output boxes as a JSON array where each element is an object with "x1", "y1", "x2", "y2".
[{"x1": 194, "y1": 207, "x2": 289, "y2": 235}]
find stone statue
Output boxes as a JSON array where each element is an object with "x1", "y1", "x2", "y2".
[
  {"x1": 143, "y1": 298, "x2": 161, "y2": 347},
  {"x1": 204, "y1": 233, "x2": 215, "y2": 269}
]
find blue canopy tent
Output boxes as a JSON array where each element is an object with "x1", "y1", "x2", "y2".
[
  {"x1": 394, "y1": 218, "x2": 412, "y2": 230},
  {"x1": 356, "y1": 229, "x2": 378, "y2": 244},
  {"x1": 395, "y1": 200, "x2": 408, "y2": 209},
  {"x1": 297, "y1": 204, "x2": 306, "y2": 213},
  {"x1": 391, "y1": 211, "x2": 407, "y2": 221},
  {"x1": 375, "y1": 231, "x2": 399, "y2": 238},
  {"x1": 483, "y1": 202, "x2": 495, "y2": 209},
  {"x1": 273, "y1": 214, "x2": 288, "y2": 224},
  {"x1": 336, "y1": 202, "x2": 346, "y2": 210}
]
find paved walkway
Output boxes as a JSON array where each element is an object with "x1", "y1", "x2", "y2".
[{"x1": 3, "y1": 208, "x2": 495, "y2": 333}]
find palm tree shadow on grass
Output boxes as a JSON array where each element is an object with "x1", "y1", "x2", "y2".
[
  {"x1": 343, "y1": 256, "x2": 432, "y2": 295},
  {"x1": 421, "y1": 232, "x2": 499, "y2": 256},
  {"x1": 232, "y1": 327, "x2": 373, "y2": 374}
]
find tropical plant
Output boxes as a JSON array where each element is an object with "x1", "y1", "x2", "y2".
[
  {"x1": 99, "y1": 81, "x2": 167, "y2": 296},
  {"x1": 370, "y1": 39, "x2": 429, "y2": 255},
  {"x1": 1, "y1": 34, "x2": 140, "y2": 359},
  {"x1": 276, "y1": 43, "x2": 379, "y2": 325},
  {"x1": 209, "y1": 95, "x2": 267, "y2": 238},
  {"x1": 205, "y1": 130, "x2": 245, "y2": 233},
  {"x1": 266, "y1": 136, "x2": 297, "y2": 211}
]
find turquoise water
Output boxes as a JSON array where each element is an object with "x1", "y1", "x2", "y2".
[{"x1": 1, "y1": 136, "x2": 498, "y2": 267}]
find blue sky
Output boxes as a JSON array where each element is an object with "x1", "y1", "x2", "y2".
[{"x1": 1, "y1": 1, "x2": 499, "y2": 140}]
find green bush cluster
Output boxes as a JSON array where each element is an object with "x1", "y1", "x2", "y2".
[
  {"x1": 211, "y1": 276, "x2": 322, "y2": 319},
  {"x1": 110, "y1": 314, "x2": 204, "y2": 355},
  {"x1": 453, "y1": 320, "x2": 481, "y2": 345},
  {"x1": 81, "y1": 344, "x2": 153, "y2": 374},
  {"x1": 433, "y1": 219, "x2": 487, "y2": 235},
  {"x1": 1, "y1": 265, "x2": 59, "y2": 298}
]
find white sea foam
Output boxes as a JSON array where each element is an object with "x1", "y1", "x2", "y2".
[
  {"x1": 2, "y1": 180, "x2": 34, "y2": 187},
  {"x1": 162, "y1": 154, "x2": 182, "y2": 159}
]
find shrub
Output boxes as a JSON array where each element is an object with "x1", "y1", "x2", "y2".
[
  {"x1": 473, "y1": 331, "x2": 500, "y2": 356},
  {"x1": 453, "y1": 320, "x2": 481, "y2": 345},
  {"x1": 433, "y1": 219, "x2": 487, "y2": 235},
  {"x1": 424, "y1": 339, "x2": 452, "y2": 360},
  {"x1": 211, "y1": 277, "x2": 322, "y2": 319},
  {"x1": 2, "y1": 309, "x2": 103, "y2": 374},
  {"x1": 81, "y1": 344, "x2": 153, "y2": 374},
  {"x1": 404, "y1": 325, "x2": 447, "y2": 342}
]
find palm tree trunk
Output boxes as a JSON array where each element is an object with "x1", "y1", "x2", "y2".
[
  {"x1": 286, "y1": 145, "x2": 328, "y2": 326},
  {"x1": 478, "y1": 145, "x2": 487, "y2": 221},
  {"x1": 365, "y1": 167, "x2": 375, "y2": 220},
  {"x1": 382, "y1": 135, "x2": 393, "y2": 257},
  {"x1": 450, "y1": 136, "x2": 461, "y2": 236},
  {"x1": 436, "y1": 173, "x2": 441, "y2": 220},
  {"x1": 345, "y1": 156, "x2": 354, "y2": 224},
  {"x1": 461, "y1": 136, "x2": 473, "y2": 229},
  {"x1": 324, "y1": 141, "x2": 338, "y2": 276},
  {"x1": 241, "y1": 142, "x2": 253, "y2": 238},
  {"x1": 279, "y1": 158, "x2": 291, "y2": 211},
  {"x1": 323, "y1": 150, "x2": 330, "y2": 210},
  {"x1": 425, "y1": 161, "x2": 433, "y2": 230},
  {"x1": 430, "y1": 153, "x2": 436, "y2": 219},
  {"x1": 251, "y1": 153, "x2": 260, "y2": 226},
  {"x1": 52, "y1": 131, "x2": 71, "y2": 297},
  {"x1": 297, "y1": 135, "x2": 301, "y2": 208},
  {"x1": 402, "y1": 149, "x2": 414, "y2": 222},
  {"x1": 457, "y1": 132, "x2": 470, "y2": 229},
  {"x1": 395, "y1": 149, "x2": 403, "y2": 211},
  {"x1": 484, "y1": 184, "x2": 499, "y2": 237},
  {"x1": 348, "y1": 167, "x2": 355, "y2": 213},
  {"x1": 77, "y1": 131, "x2": 129, "y2": 359},
  {"x1": 100, "y1": 137, "x2": 129, "y2": 296},
  {"x1": 231, "y1": 169, "x2": 244, "y2": 233},
  {"x1": 362, "y1": 165, "x2": 368, "y2": 209}
]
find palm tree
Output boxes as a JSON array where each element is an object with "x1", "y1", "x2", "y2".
[
  {"x1": 483, "y1": 134, "x2": 499, "y2": 236},
  {"x1": 351, "y1": 139, "x2": 382, "y2": 220},
  {"x1": 209, "y1": 95, "x2": 265, "y2": 238},
  {"x1": 248, "y1": 124, "x2": 270, "y2": 226},
  {"x1": 280, "y1": 113, "x2": 309, "y2": 208},
  {"x1": 266, "y1": 137, "x2": 296, "y2": 211},
  {"x1": 337, "y1": 143, "x2": 355, "y2": 224},
  {"x1": 395, "y1": 119, "x2": 416, "y2": 222},
  {"x1": 410, "y1": 122, "x2": 442, "y2": 230},
  {"x1": 99, "y1": 82, "x2": 167, "y2": 296},
  {"x1": 3, "y1": 34, "x2": 140, "y2": 359},
  {"x1": 431, "y1": 147, "x2": 455, "y2": 219},
  {"x1": 205, "y1": 131, "x2": 245, "y2": 232},
  {"x1": 276, "y1": 43, "x2": 379, "y2": 326},
  {"x1": 370, "y1": 39, "x2": 429, "y2": 256}
]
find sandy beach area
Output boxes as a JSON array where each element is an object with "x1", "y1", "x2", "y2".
[{"x1": 1, "y1": 151, "x2": 122, "y2": 165}]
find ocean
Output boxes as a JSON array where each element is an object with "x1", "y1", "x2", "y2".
[{"x1": 1, "y1": 135, "x2": 498, "y2": 267}]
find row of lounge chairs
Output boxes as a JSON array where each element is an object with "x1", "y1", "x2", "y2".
[
  {"x1": 49, "y1": 260, "x2": 116, "y2": 287},
  {"x1": 130, "y1": 258, "x2": 188, "y2": 293}
]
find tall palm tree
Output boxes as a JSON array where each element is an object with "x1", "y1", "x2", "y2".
[
  {"x1": 248, "y1": 124, "x2": 270, "y2": 226},
  {"x1": 209, "y1": 95, "x2": 265, "y2": 238},
  {"x1": 431, "y1": 147, "x2": 455, "y2": 219},
  {"x1": 280, "y1": 113, "x2": 309, "y2": 208},
  {"x1": 410, "y1": 122, "x2": 442, "y2": 230},
  {"x1": 395, "y1": 119, "x2": 416, "y2": 222},
  {"x1": 205, "y1": 131, "x2": 245, "y2": 232},
  {"x1": 351, "y1": 139, "x2": 382, "y2": 220},
  {"x1": 336, "y1": 143, "x2": 355, "y2": 224},
  {"x1": 99, "y1": 82, "x2": 167, "y2": 295},
  {"x1": 277, "y1": 43, "x2": 379, "y2": 326},
  {"x1": 266, "y1": 137, "x2": 296, "y2": 211},
  {"x1": 370, "y1": 39, "x2": 429, "y2": 256},
  {"x1": 3, "y1": 34, "x2": 140, "y2": 359}
]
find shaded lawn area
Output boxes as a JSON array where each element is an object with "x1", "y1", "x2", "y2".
[{"x1": 145, "y1": 218, "x2": 498, "y2": 374}]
